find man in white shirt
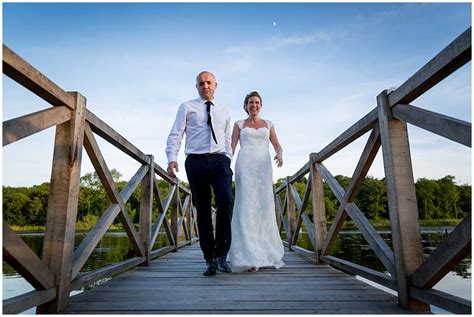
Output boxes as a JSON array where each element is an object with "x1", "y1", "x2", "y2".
[{"x1": 166, "y1": 71, "x2": 233, "y2": 276}]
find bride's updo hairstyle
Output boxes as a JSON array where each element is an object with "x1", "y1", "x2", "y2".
[{"x1": 243, "y1": 91, "x2": 262, "y2": 114}]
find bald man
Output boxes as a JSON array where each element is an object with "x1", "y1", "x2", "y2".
[{"x1": 166, "y1": 71, "x2": 233, "y2": 276}]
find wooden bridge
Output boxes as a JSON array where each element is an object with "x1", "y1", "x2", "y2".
[
  {"x1": 2, "y1": 28, "x2": 472, "y2": 314},
  {"x1": 62, "y1": 244, "x2": 410, "y2": 314}
]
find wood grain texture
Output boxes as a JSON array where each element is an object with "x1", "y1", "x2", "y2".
[
  {"x1": 3, "y1": 44, "x2": 75, "y2": 109},
  {"x1": 38, "y1": 92, "x2": 86, "y2": 313},
  {"x1": 388, "y1": 27, "x2": 471, "y2": 107},
  {"x1": 63, "y1": 244, "x2": 411, "y2": 314},
  {"x1": 3, "y1": 106, "x2": 71, "y2": 146}
]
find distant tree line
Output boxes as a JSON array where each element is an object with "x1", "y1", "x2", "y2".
[
  {"x1": 275, "y1": 175, "x2": 470, "y2": 223},
  {"x1": 3, "y1": 170, "x2": 471, "y2": 228},
  {"x1": 3, "y1": 169, "x2": 176, "y2": 228}
]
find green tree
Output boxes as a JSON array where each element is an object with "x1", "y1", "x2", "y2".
[
  {"x1": 458, "y1": 184, "x2": 471, "y2": 217},
  {"x1": 436, "y1": 176, "x2": 460, "y2": 219},
  {"x1": 356, "y1": 176, "x2": 387, "y2": 221},
  {"x1": 415, "y1": 178, "x2": 439, "y2": 220},
  {"x1": 3, "y1": 189, "x2": 30, "y2": 226}
]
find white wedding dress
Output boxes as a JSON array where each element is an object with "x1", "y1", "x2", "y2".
[{"x1": 228, "y1": 119, "x2": 284, "y2": 272}]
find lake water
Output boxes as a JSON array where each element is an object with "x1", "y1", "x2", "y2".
[{"x1": 3, "y1": 227, "x2": 471, "y2": 314}]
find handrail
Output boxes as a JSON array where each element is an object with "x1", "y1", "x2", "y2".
[
  {"x1": 274, "y1": 27, "x2": 471, "y2": 314},
  {"x1": 2, "y1": 44, "x2": 197, "y2": 314}
]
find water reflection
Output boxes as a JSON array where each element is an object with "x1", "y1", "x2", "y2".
[
  {"x1": 296, "y1": 226, "x2": 471, "y2": 280},
  {"x1": 295, "y1": 226, "x2": 471, "y2": 314},
  {"x1": 3, "y1": 230, "x2": 171, "y2": 277}
]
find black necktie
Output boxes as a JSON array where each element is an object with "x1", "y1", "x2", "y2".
[{"x1": 205, "y1": 101, "x2": 218, "y2": 144}]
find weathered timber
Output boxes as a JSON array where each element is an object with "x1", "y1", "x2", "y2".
[
  {"x1": 63, "y1": 244, "x2": 410, "y2": 314},
  {"x1": 320, "y1": 255, "x2": 396, "y2": 290},
  {"x1": 83, "y1": 124, "x2": 145, "y2": 258},
  {"x1": 170, "y1": 183, "x2": 180, "y2": 248},
  {"x1": 162, "y1": 185, "x2": 176, "y2": 214},
  {"x1": 37, "y1": 92, "x2": 86, "y2": 313},
  {"x1": 388, "y1": 27, "x2": 471, "y2": 107},
  {"x1": 179, "y1": 195, "x2": 191, "y2": 240},
  {"x1": 411, "y1": 214, "x2": 471, "y2": 288},
  {"x1": 316, "y1": 163, "x2": 396, "y2": 276},
  {"x1": 320, "y1": 127, "x2": 380, "y2": 256},
  {"x1": 3, "y1": 106, "x2": 71, "y2": 146},
  {"x1": 71, "y1": 165, "x2": 148, "y2": 279},
  {"x1": 301, "y1": 212, "x2": 316, "y2": 250},
  {"x1": 71, "y1": 257, "x2": 146, "y2": 290},
  {"x1": 3, "y1": 223, "x2": 55, "y2": 290},
  {"x1": 150, "y1": 212, "x2": 167, "y2": 248},
  {"x1": 392, "y1": 103, "x2": 471, "y2": 147},
  {"x1": 288, "y1": 244, "x2": 317, "y2": 260},
  {"x1": 3, "y1": 44, "x2": 75, "y2": 109},
  {"x1": 83, "y1": 124, "x2": 121, "y2": 203},
  {"x1": 345, "y1": 125, "x2": 381, "y2": 202},
  {"x1": 153, "y1": 162, "x2": 191, "y2": 194},
  {"x1": 3, "y1": 288, "x2": 56, "y2": 314},
  {"x1": 150, "y1": 246, "x2": 177, "y2": 260},
  {"x1": 274, "y1": 161, "x2": 311, "y2": 193},
  {"x1": 321, "y1": 203, "x2": 348, "y2": 256},
  {"x1": 289, "y1": 183, "x2": 303, "y2": 212},
  {"x1": 85, "y1": 110, "x2": 149, "y2": 165},
  {"x1": 311, "y1": 107, "x2": 378, "y2": 163},
  {"x1": 157, "y1": 185, "x2": 177, "y2": 246},
  {"x1": 289, "y1": 183, "x2": 305, "y2": 245},
  {"x1": 152, "y1": 173, "x2": 165, "y2": 214},
  {"x1": 286, "y1": 178, "x2": 297, "y2": 247},
  {"x1": 377, "y1": 90, "x2": 428, "y2": 311},
  {"x1": 139, "y1": 155, "x2": 154, "y2": 265},
  {"x1": 274, "y1": 193, "x2": 285, "y2": 233},
  {"x1": 409, "y1": 287, "x2": 471, "y2": 314},
  {"x1": 310, "y1": 163, "x2": 327, "y2": 263}
]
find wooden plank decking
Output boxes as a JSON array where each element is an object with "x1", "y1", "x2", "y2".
[{"x1": 63, "y1": 244, "x2": 412, "y2": 314}]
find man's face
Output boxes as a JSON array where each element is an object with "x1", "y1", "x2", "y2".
[{"x1": 196, "y1": 73, "x2": 217, "y2": 100}]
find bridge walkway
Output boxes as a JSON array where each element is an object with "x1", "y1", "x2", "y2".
[{"x1": 63, "y1": 244, "x2": 410, "y2": 314}]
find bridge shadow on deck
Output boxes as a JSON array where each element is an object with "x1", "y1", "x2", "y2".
[{"x1": 64, "y1": 244, "x2": 412, "y2": 314}]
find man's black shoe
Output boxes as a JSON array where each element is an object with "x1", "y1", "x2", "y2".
[
  {"x1": 216, "y1": 256, "x2": 232, "y2": 273},
  {"x1": 203, "y1": 260, "x2": 216, "y2": 276}
]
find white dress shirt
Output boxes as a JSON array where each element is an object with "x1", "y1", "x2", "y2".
[{"x1": 166, "y1": 97, "x2": 232, "y2": 163}]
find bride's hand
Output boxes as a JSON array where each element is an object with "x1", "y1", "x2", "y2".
[{"x1": 274, "y1": 154, "x2": 283, "y2": 167}]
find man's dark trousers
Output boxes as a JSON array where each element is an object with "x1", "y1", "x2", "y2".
[{"x1": 185, "y1": 153, "x2": 233, "y2": 262}]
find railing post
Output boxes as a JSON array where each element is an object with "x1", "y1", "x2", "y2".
[
  {"x1": 186, "y1": 197, "x2": 194, "y2": 242},
  {"x1": 139, "y1": 155, "x2": 154, "y2": 265},
  {"x1": 286, "y1": 177, "x2": 297, "y2": 248},
  {"x1": 37, "y1": 92, "x2": 86, "y2": 313},
  {"x1": 377, "y1": 90, "x2": 429, "y2": 312},
  {"x1": 274, "y1": 193, "x2": 282, "y2": 232},
  {"x1": 171, "y1": 181, "x2": 179, "y2": 250},
  {"x1": 310, "y1": 156, "x2": 327, "y2": 264}
]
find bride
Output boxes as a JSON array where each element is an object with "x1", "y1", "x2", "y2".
[{"x1": 228, "y1": 91, "x2": 285, "y2": 272}]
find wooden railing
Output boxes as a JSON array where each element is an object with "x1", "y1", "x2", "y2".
[
  {"x1": 274, "y1": 27, "x2": 471, "y2": 314},
  {"x1": 3, "y1": 28, "x2": 471, "y2": 315},
  {"x1": 2, "y1": 44, "x2": 198, "y2": 314}
]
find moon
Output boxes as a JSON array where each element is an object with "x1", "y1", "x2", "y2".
[{"x1": 272, "y1": 21, "x2": 277, "y2": 26}]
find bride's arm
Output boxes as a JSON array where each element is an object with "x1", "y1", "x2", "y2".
[
  {"x1": 269, "y1": 126, "x2": 283, "y2": 167},
  {"x1": 231, "y1": 123, "x2": 240, "y2": 157}
]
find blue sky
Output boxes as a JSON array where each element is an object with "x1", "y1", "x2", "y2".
[{"x1": 2, "y1": 2, "x2": 472, "y2": 187}]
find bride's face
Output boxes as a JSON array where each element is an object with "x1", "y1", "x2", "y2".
[{"x1": 247, "y1": 96, "x2": 262, "y2": 116}]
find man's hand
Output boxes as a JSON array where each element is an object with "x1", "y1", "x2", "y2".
[{"x1": 167, "y1": 161, "x2": 179, "y2": 178}]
